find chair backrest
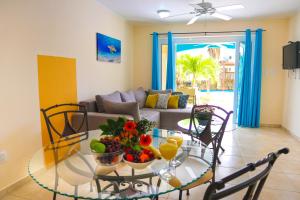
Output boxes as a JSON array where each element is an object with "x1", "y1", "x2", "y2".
[
  {"x1": 188, "y1": 105, "x2": 233, "y2": 181},
  {"x1": 204, "y1": 148, "x2": 289, "y2": 200},
  {"x1": 41, "y1": 103, "x2": 89, "y2": 144}
]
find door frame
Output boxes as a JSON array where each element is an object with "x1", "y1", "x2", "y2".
[{"x1": 159, "y1": 34, "x2": 244, "y2": 123}]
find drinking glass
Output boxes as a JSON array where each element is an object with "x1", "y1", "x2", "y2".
[
  {"x1": 167, "y1": 133, "x2": 184, "y2": 167},
  {"x1": 159, "y1": 139, "x2": 179, "y2": 180}
]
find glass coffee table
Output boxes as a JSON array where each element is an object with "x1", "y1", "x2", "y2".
[{"x1": 28, "y1": 129, "x2": 213, "y2": 199}]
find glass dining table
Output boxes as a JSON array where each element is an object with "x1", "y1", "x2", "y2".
[
  {"x1": 177, "y1": 117, "x2": 236, "y2": 133},
  {"x1": 28, "y1": 129, "x2": 213, "y2": 199}
]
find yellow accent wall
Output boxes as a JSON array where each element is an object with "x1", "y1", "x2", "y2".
[{"x1": 37, "y1": 55, "x2": 78, "y2": 146}]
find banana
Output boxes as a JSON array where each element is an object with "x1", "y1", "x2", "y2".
[{"x1": 143, "y1": 145, "x2": 162, "y2": 160}]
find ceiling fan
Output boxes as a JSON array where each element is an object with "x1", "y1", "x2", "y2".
[{"x1": 159, "y1": 0, "x2": 244, "y2": 25}]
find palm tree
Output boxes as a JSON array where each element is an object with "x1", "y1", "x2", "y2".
[{"x1": 176, "y1": 54, "x2": 220, "y2": 87}]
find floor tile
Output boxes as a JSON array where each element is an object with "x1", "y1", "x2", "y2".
[
  {"x1": 219, "y1": 155, "x2": 245, "y2": 168},
  {"x1": 0, "y1": 195, "x2": 25, "y2": 200}
]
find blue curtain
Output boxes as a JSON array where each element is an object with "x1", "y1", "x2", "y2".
[
  {"x1": 152, "y1": 32, "x2": 161, "y2": 90},
  {"x1": 249, "y1": 29, "x2": 263, "y2": 127},
  {"x1": 238, "y1": 29, "x2": 252, "y2": 127},
  {"x1": 238, "y1": 29, "x2": 263, "y2": 128},
  {"x1": 166, "y1": 32, "x2": 176, "y2": 91}
]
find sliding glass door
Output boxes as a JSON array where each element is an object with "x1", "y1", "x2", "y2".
[{"x1": 159, "y1": 35, "x2": 244, "y2": 124}]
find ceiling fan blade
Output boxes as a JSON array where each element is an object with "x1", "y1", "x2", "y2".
[
  {"x1": 211, "y1": 12, "x2": 232, "y2": 21},
  {"x1": 216, "y1": 4, "x2": 244, "y2": 11},
  {"x1": 165, "y1": 12, "x2": 195, "y2": 19},
  {"x1": 187, "y1": 16, "x2": 200, "y2": 25}
]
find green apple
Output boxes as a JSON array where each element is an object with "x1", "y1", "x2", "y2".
[
  {"x1": 90, "y1": 139, "x2": 100, "y2": 149},
  {"x1": 93, "y1": 143, "x2": 106, "y2": 153}
]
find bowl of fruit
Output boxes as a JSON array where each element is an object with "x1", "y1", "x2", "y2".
[
  {"x1": 123, "y1": 134, "x2": 162, "y2": 170},
  {"x1": 123, "y1": 148, "x2": 156, "y2": 170},
  {"x1": 90, "y1": 137, "x2": 123, "y2": 166},
  {"x1": 96, "y1": 118, "x2": 158, "y2": 169}
]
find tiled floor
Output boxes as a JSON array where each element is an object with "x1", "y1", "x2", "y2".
[{"x1": 2, "y1": 127, "x2": 300, "y2": 200}]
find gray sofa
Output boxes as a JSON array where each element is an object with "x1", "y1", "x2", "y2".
[{"x1": 72, "y1": 99, "x2": 192, "y2": 131}]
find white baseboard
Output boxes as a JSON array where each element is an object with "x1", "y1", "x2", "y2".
[
  {"x1": 0, "y1": 176, "x2": 31, "y2": 198},
  {"x1": 281, "y1": 126, "x2": 300, "y2": 141}
]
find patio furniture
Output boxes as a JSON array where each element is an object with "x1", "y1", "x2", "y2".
[
  {"x1": 204, "y1": 148, "x2": 289, "y2": 200},
  {"x1": 177, "y1": 105, "x2": 233, "y2": 200},
  {"x1": 28, "y1": 129, "x2": 213, "y2": 200},
  {"x1": 176, "y1": 87, "x2": 199, "y2": 105}
]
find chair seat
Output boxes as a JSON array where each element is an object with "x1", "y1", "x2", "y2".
[{"x1": 181, "y1": 169, "x2": 213, "y2": 190}]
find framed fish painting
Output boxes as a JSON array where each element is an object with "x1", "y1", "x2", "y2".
[{"x1": 96, "y1": 33, "x2": 121, "y2": 63}]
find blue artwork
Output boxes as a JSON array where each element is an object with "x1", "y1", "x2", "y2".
[{"x1": 97, "y1": 33, "x2": 121, "y2": 63}]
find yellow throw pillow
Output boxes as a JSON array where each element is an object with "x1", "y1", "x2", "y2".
[
  {"x1": 145, "y1": 94, "x2": 159, "y2": 108},
  {"x1": 168, "y1": 95, "x2": 179, "y2": 109}
]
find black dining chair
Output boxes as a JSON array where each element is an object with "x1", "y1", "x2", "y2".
[
  {"x1": 41, "y1": 103, "x2": 90, "y2": 200},
  {"x1": 203, "y1": 148, "x2": 289, "y2": 200},
  {"x1": 41, "y1": 103, "x2": 89, "y2": 144},
  {"x1": 178, "y1": 105, "x2": 233, "y2": 200},
  {"x1": 188, "y1": 105, "x2": 233, "y2": 164}
]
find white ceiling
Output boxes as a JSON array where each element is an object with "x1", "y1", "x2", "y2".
[{"x1": 97, "y1": 0, "x2": 300, "y2": 22}]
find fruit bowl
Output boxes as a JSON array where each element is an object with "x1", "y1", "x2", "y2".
[
  {"x1": 92, "y1": 150, "x2": 123, "y2": 166},
  {"x1": 123, "y1": 157, "x2": 155, "y2": 170}
]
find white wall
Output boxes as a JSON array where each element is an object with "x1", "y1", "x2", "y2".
[
  {"x1": 0, "y1": 0, "x2": 133, "y2": 190},
  {"x1": 282, "y1": 11, "x2": 300, "y2": 137}
]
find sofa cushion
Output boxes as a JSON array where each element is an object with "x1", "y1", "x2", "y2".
[
  {"x1": 134, "y1": 87, "x2": 147, "y2": 108},
  {"x1": 145, "y1": 94, "x2": 159, "y2": 108},
  {"x1": 172, "y1": 92, "x2": 183, "y2": 95},
  {"x1": 156, "y1": 93, "x2": 170, "y2": 109},
  {"x1": 102, "y1": 100, "x2": 141, "y2": 121},
  {"x1": 95, "y1": 91, "x2": 122, "y2": 112},
  {"x1": 120, "y1": 90, "x2": 136, "y2": 102},
  {"x1": 168, "y1": 95, "x2": 180, "y2": 109},
  {"x1": 140, "y1": 108, "x2": 160, "y2": 127},
  {"x1": 178, "y1": 94, "x2": 189, "y2": 108},
  {"x1": 72, "y1": 112, "x2": 133, "y2": 131}
]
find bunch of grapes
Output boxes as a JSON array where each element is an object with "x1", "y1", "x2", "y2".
[
  {"x1": 100, "y1": 137, "x2": 121, "y2": 153},
  {"x1": 98, "y1": 137, "x2": 122, "y2": 164}
]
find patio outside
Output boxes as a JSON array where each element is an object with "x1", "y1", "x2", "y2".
[{"x1": 175, "y1": 42, "x2": 236, "y2": 111}]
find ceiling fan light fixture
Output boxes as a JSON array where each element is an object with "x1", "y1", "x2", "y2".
[{"x1": 157, "y1": 10, "x2": 170, "y2": 18}]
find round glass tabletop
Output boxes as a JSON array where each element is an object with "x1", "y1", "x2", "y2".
[
  {"x1": 177, "y1": 117, "x2": 236, "y2": 133},
  {"x1": 28, "y1": 129, "x2": 213, "y2": 199}
]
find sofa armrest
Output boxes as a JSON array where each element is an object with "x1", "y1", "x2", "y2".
[
  {"x1": 79, "y1": 99, "x2": 98, "y2": 112},
  {"x1": 72, "y1": 112, "x2": 134, "y2": 131}
]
